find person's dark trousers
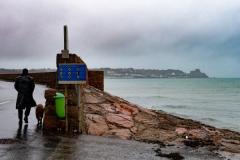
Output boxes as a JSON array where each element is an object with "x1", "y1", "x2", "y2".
[
  {"x1": 18, "y1": 109, "x2": 23, "y2": 122},
  {"x1": 18, "y1": 107, "x2": 31, "y2": 123}
]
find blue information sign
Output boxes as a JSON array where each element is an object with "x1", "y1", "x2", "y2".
[{"x1": 58, "y1": 63, "x2": 87, "y2": 84}]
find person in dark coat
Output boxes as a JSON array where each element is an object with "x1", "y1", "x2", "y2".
[{"x1": 14, "y1": 68, "x2": 36, "y2": 124}]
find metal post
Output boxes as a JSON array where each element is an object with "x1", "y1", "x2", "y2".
[
  {"x1": 65, "y1": 85, "x2": 68, "y2": 132},
  {"x1": 62, "y1": 25, "x2": 69, "y2": 58},
  {"x1": 77, "y1": 84, "x2": 85, "y2": 133},
  {"x1": 77, "y1": 85, "x2": 80, "y2": 132},
  {"x1": 64, "y1": 25, "x2": 69, "y2": 51}
]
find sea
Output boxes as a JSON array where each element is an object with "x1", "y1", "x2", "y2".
[{"x1": 105, "y1": 78, "x2": 240, "y2": 132}]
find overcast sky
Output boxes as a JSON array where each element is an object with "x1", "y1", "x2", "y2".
[{"x1": 0, "y1": 0, "x2": 240, "y2": 77}]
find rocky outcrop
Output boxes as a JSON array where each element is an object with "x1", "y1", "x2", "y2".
[
  {"x1": 81, "y1": 85, "x2": 240, "y2": 153},
  {"x1": 188, "y1": 69, "x2": 208, "y2": 78},
  {"x1": 83, "y1": 86, "x2": 138, "y2": 139}
]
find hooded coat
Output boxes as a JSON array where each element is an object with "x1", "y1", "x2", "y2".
[{"x1": 14, "y1": 75, "x2": 36, "y2": 109}]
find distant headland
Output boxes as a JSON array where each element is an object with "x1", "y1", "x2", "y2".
[
  {"x1": 0, "y1": 68, "x2": 208, "y2": 78},
  {"x1": 100, "y1": 68, "x2": 208, "y2": 78}
]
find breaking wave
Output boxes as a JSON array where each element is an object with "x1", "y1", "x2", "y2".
[
  {"x1": 201, "y1": 117, "x2": 219, "y2": 122},
  {"x1": 162, "y1": 105, "x2": 188, "y2": 109}
]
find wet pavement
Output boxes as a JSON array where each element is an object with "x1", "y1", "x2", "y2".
[
  {"x1": 0, "y1": 132, "x2": 230, "y2": 160},
  {"x1": 0, "y1": 81, "x2": 162, "y2": 160},
  {"x1": 0, "y1": 81, "x2": 239, "y2": 160}
]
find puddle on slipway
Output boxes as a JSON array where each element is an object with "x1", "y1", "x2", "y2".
[
  {"x1": 0, "y1": 81, "x2": 46, "y2": 138},
  {"x1": 0, "y1": 81, "x2": 60, "y2": 160}
]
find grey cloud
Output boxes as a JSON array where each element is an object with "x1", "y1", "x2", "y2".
[{"x1": 0, "y1": 0, "x2": 240, "y2": 77}]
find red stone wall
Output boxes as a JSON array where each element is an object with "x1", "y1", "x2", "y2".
[
  {"x1": 88, "y1": 70, "x2": 104, "y2": 91},
  {"x1": 0, "y1": 74, "x2": 16, "y2": 82},
  {"x1": 0, "y1": 70, "x2": 104, "y2": 91},
  {"x1": 0, "y1": 72, "x2": 57, "y2": 88},
  {"x1": 56, "y1": 53, "x2": 86, "y2": 65}
]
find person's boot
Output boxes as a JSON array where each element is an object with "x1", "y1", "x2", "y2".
[{"x1": 24, "y1": 117, "x2": 28, "y2": 124}]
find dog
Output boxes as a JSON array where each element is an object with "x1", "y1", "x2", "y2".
[{"x1": 35, "y1": 104, "x2": 44, "y2": 126}]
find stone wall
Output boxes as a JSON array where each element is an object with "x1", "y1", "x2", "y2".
[
  {"x1": 0, "y1": 53, "x2": 103, "y2": 133},
  {"x1": 0, "y1": 70, "x2": 104, "y2": 91},
  {"x1": 0, "y1": 72, "x2": 57, "y2": 88},
  {"x1": 88, "y1": 70, "x2": 104, "y2": 91},
  {"x1": 55, "y1": 53, "x2": 87, "y2": 132}
]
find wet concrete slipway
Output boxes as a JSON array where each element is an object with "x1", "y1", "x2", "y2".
[{"x1": 0, "y1": 81, "x2": 239, "y2": 160}]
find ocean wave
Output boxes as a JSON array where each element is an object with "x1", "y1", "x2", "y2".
[
  {"x1": 162, "y1": 105, "x2": 188, "y2": 109},
  {"x1": 200, "y1": 117, "x2": 219, "y2": 122},
  {"x1": 149, "y1": 95, "x2": 170, "y2": 99},
  {"x1": 126, "y1": 95, "x2": 169, "y2": 99}
]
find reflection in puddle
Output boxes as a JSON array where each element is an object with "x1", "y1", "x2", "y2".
[{"x1": 16, "y1": 123, "x2": 28, "y2": 140}]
